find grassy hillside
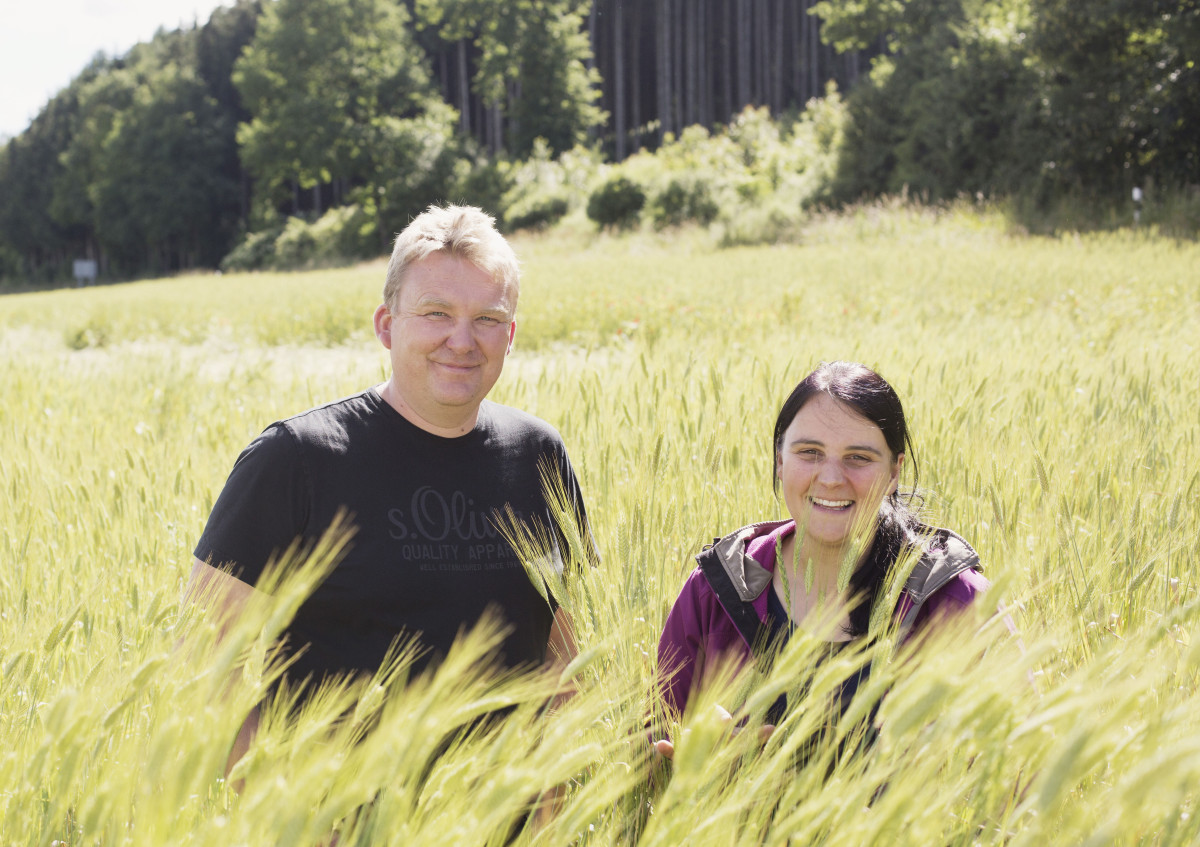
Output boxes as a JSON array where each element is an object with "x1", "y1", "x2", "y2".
[{"x1": 2, "y1": 209, "x2": 1198, "y2": 844}]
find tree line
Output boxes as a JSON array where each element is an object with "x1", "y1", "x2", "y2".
[{"x1": 1, "y1": 0, "x2": 1196, "y2": 285}]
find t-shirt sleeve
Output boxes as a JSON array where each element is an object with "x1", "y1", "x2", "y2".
[
  {"x1": 193, "y1": 423, "x2": 311, "y2": 587},
  {"x1": 549, "y1": 439, "x2": 600, "y2": 569}
]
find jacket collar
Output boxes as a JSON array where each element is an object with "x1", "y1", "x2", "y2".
[
  {"x1": 702, "y1": 519, "x2": 979, "y2": 608},
  {"x1": 703, "y1": 519, "x2": 792, "y2": 602}
]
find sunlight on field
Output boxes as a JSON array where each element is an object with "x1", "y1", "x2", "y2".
[{"x1": 2, "y1": 215, "x2": 1199, "y2": 844}]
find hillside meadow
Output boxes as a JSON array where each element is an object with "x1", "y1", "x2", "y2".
[{"x1": 2, "y1": 207, "x2": 1200, "y2": 845}]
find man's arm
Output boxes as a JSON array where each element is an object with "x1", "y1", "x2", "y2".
[
  {"x1": 184, "y1": 557, "x2": 267, "y2": 779},
  {"x1": 544, "y1": 606, "x2": 578, "y2": 698},
  {"x1": 185, "y1": 557, "x2": 259, "y2": 629},
  {"x1": 532, "y1": 605, "x2": 578, "y2": 828}
]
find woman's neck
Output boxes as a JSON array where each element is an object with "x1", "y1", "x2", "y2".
[
  {"x1": 783, "y1": 533, "x2": 847, "y2": 585},
  {"x1": 773, "y1": 532, "x2": 855, "y2": 640}
]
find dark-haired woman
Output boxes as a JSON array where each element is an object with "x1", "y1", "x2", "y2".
[{"x1": 655, "y1": 361, "x2": 988, "y2": 746}]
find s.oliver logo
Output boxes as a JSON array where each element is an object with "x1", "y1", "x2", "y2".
[{"x1": 386, "y1": 486, "x2": 506, "y2": 542}]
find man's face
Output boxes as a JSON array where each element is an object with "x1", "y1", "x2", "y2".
[{"x1": 374, "y1": 251, "x2": 516, "y2": 432}]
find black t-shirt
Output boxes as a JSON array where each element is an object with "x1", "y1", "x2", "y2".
[{"x1": 194, "y1": 388, "x2": 590, "y2": 692}]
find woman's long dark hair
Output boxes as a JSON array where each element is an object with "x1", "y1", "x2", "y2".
[{"x1": 773, "y1": 361, "x2": 922, "y2": 638}]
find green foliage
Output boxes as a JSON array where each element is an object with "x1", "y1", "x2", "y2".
[
  {"x1": 87, "y1": 61, "x2": 238, "y2": 274},
  {"x1": 1026, "y1": 0, "x2": 1200, "y2": 194},
  {"x1": 813, "y1": 0, "x2": 1200, "y2": 217},
  {"x1": 219, "y1": 225, "x2": 285, "y2": 273},
  {"x1": 0, "y1": 11, "x2": 255, "y2": 283},
  {"x1": 220, "y1": 205, "x2": 378, "y2": 272},
  {"x1": 816, "y1": 0, "x2": 1041, "y2": 203},
  {"x1": 415, "y1": 0, "x2": 605, "y2": 157},
  {"x1": 234, "y1": 0, "x2": 443, "y2": 202},
  {"x1": 273, "y1": 215, "x2": 319, "y2": 268},
  {"x1": 599, "y1": 98, "x2": 850, "y2": 243},
  {"x1": 446, "y1": 150, "x2": 514, "y2": 221},
  {"x1": 497, "y1": 138, "x2": 600, "y2": 232},
  {"x1": 648, "y1": 177, "x2": 720, "y2": 230},
  {"x1": 3, "y1": 214, "x2": 1200, "y2": 843},
  {"x1": 307, "y1": 204, "x2": 379, "y2": 262},
  {"x1": 586, "y1": 175, "x2": 647, "y2": 231},
  {"x1": 505, "y1": 194, "x2": 570, "y2": 232},
  {"x1": 366, "y1": 102, "x2": 463, "y2": 242},
  {"x1": 0, "y1": 80, "x2": 95, "y2": 283}
]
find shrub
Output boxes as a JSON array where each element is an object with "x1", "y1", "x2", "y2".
[
  {"x1": 586, "y1": 176, "x2": 646, "y2": 230},
  {"x1": 448, "y1": 155, "x2": 514, "y2": 221},
  {"x1": 273, "y1": 216, "x2": 318, "y2": 268},
  {"x1": 219, "y1": 226, "x2": 284, "y2": 273},
  {"x1": 716, "y1": 198, "x2": 803, "y2": 247},
  {"x1": 0, "y1": 244, "x2": 20, "y2": 285},
  {"x1": 307, "y1": 204, "x2": 378, "y2": 262},
  {"x1": 504, "y1": 194, "x2": 570, "y2": 232},
  {"x1": 649, "y1": 176, "x2": 720, "y2": 229}
]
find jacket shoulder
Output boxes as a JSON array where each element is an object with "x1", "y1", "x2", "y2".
[{"x1": 902, "y1": 525, "x2": 982, "y2": 604}]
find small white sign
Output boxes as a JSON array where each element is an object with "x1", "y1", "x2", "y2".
[{"x1": 73, "y1": 259, "x2": 97, "y2": 285}]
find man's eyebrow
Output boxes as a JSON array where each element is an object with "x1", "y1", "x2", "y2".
[{"x1": 413, "y1": 296, "x2": 512, "y2": 318}]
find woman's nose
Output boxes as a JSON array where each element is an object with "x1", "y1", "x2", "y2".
[{"x1": 817, "y1": 459, "x2": 845, "y2": 484}]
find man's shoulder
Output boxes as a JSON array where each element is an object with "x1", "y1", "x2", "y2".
[
  {"x1": 479, "y1": 400, "x2": 565, "y2": 445},
  {"x1": 270, "y1": 389, "x2": 389, "y2": 451}
]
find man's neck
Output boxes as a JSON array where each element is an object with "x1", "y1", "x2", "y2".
[{"x1": 376, "y1": 381, "x2": 480, "y2": 438}]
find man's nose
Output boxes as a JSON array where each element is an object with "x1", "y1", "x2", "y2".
[{"x1": 444, "y1": 318, "x2": 476, "y2": 352}]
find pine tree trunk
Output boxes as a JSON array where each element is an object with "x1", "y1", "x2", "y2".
[
  {"x1": 457, "y1": 40, "x2": 470, "y2": 135},
  {"x1": 737, "y1": 0, "x2": 751, "y2": 109},
  {"x1": 685, "y1": 1, "x2": 697, "y2": 127},
  {"x1": 774, "y1": 0, "x2": 785, "y2": 112},
  {"x1": 614, "y1": 0, "x2": 627, "y2": 159},
  {"x1": 810, "y1": 0, "x2": 820, "y2": 102},
  {"x1": 672, "y1": 0, "x2": 683, "y2": 132},
  {"x1": 698, "y1": 0, "x2": 710, "y2": 127},
  {"x1": 657, "y1": 0, "x2": 670, "y2": 141},
  {"x1": 723, "y1": 0, "x2": 733, "y2": 120},
  {"x1": 631, "y1": 0, "x2": 642, "y2": 150}
]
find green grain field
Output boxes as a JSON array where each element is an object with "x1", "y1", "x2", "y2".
[{"x1": 3, "y1": 208, "x2": 1199, "y2": 845}]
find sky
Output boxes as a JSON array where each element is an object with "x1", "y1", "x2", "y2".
[{"x1": 1, "y1": 0, "x2": 231, "y2": 141}]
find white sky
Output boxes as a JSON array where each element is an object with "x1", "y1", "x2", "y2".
[{"x1": 1, "y1": 0, "x2": 231, "y2": 141}]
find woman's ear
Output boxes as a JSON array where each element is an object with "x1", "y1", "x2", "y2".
[{"x1": 888, "y1": 453, "x2": 904, "y2": 495}]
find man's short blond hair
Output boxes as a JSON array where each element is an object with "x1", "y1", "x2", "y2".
[{"x1": 382, "y1": 204, "x2": 520, "y2": 312}]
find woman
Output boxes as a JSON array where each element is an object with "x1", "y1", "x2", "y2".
[{"x1": 656, "y1": 361, "x2": 988, "y2": 733}]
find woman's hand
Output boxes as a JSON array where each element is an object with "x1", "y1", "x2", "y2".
[{"x1": 652, "y1": 704, "x2": 775, "y2": 760}]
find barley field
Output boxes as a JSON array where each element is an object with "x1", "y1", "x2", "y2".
[{"x1": 2, "y1": 207, "x2": 1199, "y2": 845}]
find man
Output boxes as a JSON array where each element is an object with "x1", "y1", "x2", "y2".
[{"x1": 188, "y1": 204, "x2": 588, "y2": 770}]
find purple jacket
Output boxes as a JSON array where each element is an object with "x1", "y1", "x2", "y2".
[{"x1": 657, "y1": 519, "x2": 989, "y2": 715}]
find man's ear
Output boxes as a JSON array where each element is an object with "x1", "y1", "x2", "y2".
[
  {"x1": 373, "y1": 304, "x2": 393, "y2": 349},
  {"x1": 506, "y1": 319, "x2": 517, "y2": 354}
]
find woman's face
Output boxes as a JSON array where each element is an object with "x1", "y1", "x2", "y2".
[{"x1": 776, "y1": 393, "x2": 902, "y2": 555}]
